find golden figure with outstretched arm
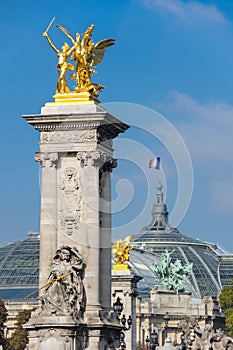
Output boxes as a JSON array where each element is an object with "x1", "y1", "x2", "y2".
[{"x1": 42, "y1": 31, "x2": 77, "y2": 94}]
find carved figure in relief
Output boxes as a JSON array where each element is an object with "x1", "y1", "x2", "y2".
[
  {"x1": 60, "y1": 167, "x2": 81, "y2": 236},
  {"x1": 39, "y1": 246, "x2": 86, "y2": 319}
]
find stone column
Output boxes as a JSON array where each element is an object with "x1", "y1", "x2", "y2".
[
  {"x1": 35, "y1": 152, "x2": 58, "y2": 288},
  {"x1": 99, "y1": 158, "x2": 117, "y2": 311},
  {"x1": 75, "y1": 150, "x2": 108, "y2": 318},
  {"x1": 23, "y1": 103, "x2": 129, "y2": 350},
  {"x1": 112, "y1": 271, "x2": 142, "y2": 350}
]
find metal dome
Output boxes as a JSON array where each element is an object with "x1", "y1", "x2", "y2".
[
  {"x1": 0, "y1": 233, "x2": 39, "y2": 300},
  {"x1": 132, "y1": 181, "x2": 233, "y2": 299}
]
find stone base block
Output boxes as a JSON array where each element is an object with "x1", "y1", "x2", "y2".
[{"x1": 25, "y1": 314, "x2": 122, "y2": 350}]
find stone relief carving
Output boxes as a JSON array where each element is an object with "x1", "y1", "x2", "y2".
[
  {"x1": 59, "y1": 167, "x2": 81, "y2": 236},
  {"x1": 38, "y1": 328, "x2": 72, "y2": 350},
  {"x1": 35, "y1": 152, "x2": 58, "y2": 168},
  {"x1": 41, "y1": 130, "x2": 96, "y2": 143},
  {"x1": 177, "y1": 317, "x2": 233, "y2": 350},
  {"x1": 38, "y1": 246, "x2": 86, "y2": 320}
]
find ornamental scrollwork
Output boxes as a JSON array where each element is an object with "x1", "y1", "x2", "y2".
[
  {"x1": 77, "y1": 151, "x2": 116, "y2": 172},
  {"x1": 35, "y1": 152, "x2": 58, "y2": 168}
]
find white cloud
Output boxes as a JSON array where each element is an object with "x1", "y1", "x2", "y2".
[
  {"x1": 156, "y1": 91, "x2": 233, "y2": 166},
  {"x1": 155, "y1": 91, "x2": 233, "y2": 213},
  {"x1": 140, "y1": 0, "x2": 228, "y2": 24}
]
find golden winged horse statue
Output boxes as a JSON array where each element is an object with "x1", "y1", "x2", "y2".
[{"x1": 43, "y1": 21, "x2": 115, "y2": 97}]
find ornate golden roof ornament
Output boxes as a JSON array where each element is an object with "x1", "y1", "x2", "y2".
[
  {"x1": 112, "y1": 235, "x2": 134, "y2": 271},
  {"x1": 42, "y1": 19, "x2": 115, "y2": 105}
]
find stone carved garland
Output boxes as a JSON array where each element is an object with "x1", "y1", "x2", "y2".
[
  {"x1": 38, "y1": 246, "x2": 86, "y2": 320},
  {"x1": 41, "y1": 130, "x2": 96, "y2": 143},
  {"x1": 59, "y1": 167, "x2": 81, "y2": 236}
]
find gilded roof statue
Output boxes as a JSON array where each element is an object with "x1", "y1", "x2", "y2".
[
  {"x1": 153, "y1": 249, "x2": 193, "y2": 294},
  {"x1": 112, "y1": 235, "x2": 134, "y2": 271},
  {"x1": 42, "y1": 18, "x2": 115, "y2": 104}
]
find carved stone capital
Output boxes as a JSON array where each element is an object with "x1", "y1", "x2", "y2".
[
  {"x1": 101, "y1": 158, "x2": 118, "y2": 173},
  {"x1": 90, "y1": 151, "x2": 108, "y2": 167},
  {"x1": 35, "y1": 152, "x2": 58, "y2": 168},
  {"x1": 77, "y1": 151, "x2": 90, "y2": 167},
  {"x1": 77, "y1": 151, "x2": 116, "y2": 170}
]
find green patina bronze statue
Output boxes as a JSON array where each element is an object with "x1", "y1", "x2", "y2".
[{"x1": 153, "y1": 249, "x2": 193, "y2": 294}]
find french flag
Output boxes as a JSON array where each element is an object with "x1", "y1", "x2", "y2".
[{"x1": 149, "y1": 157, "x2": 160, "y2": 170}]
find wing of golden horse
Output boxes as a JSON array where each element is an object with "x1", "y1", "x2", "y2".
[{"x1": 91, "y1": 38, "x2": 115, "y2": 66}]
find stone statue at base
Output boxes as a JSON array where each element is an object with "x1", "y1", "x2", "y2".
[
  {"x1": 177, "y1": 317, "x2": 233, "y2": 350},
  {"x1": 38, "y1": 245, "x2": 86, "y2": 320}
]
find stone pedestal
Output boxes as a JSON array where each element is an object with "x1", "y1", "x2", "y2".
[
  {"x1": 150, "y1": 287, "x2": 192, "y2": 314},
  {"x1": 23, "y1": 102, "x2": 129, "y2": 349},
  {"x1": 150, "y1": 287, "x2": 192, "y2": 345},
  {"x1": 111, "y1": 270, "x2": 142, "y2": 350},
  {"x1": 25, "y1": 314, "x2": 121, "y2": 350}
]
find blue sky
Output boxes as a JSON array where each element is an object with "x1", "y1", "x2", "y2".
[{"x1": 1, "y1": 0, "x2": 233, "y2": 252}]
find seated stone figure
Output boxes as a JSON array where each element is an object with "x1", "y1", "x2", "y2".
[{"x1": 39, "y1": 246, "x2": 86, "y2": 320}]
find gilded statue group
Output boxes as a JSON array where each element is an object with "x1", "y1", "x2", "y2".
[
  {"x1": 153, "y1": 249, "x2": 193, "y2": 294},
  {"x1": 112, "y1": 235, "x2": 133, "y2": 270},
  {"x1": 178, "y1": 317, "x2": 233, "y2": 350},
  {"x1": 43, "y1": 19, "x2": 115, "y2": 96}
]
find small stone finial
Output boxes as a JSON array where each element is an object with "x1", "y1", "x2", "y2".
[
  {"x1": 157, "y1": 180, "x2": 163, "y2": 193},
  {"x1": 150, "y1": 181, "x2": 169, "y2": 231}
]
